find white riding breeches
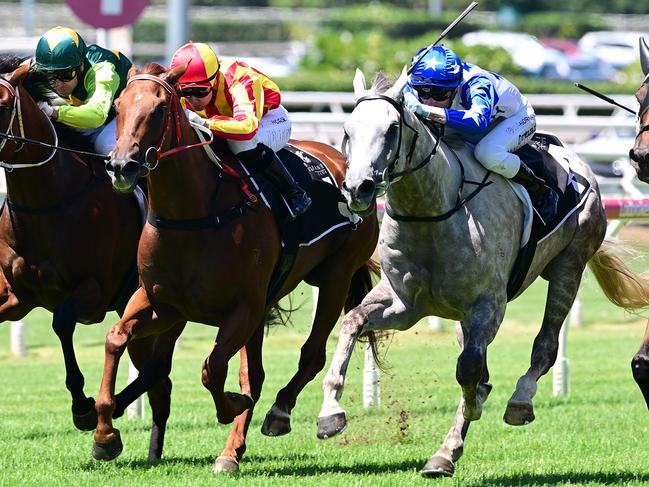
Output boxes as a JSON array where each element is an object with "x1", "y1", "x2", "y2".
[
  {"x1": 227, "y1": 105, "x2": 292, "y2": 154},
  {"x1": 72, "y1": 118, "x2": 117, "y2": 157},
  {"x1": 473, "y1": 103, "x2": 536, "y2": 178}
]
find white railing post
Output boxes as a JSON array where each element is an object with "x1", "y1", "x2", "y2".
[
  {"x1": 363, "y1": 342, "x2": 380, "y2": 408},
  {"x1": 10, "y1": 320, "x2": 25, "y2": 357},
  {"x1": 127, "y1": 359, "x2": 144, "y2": 419}
]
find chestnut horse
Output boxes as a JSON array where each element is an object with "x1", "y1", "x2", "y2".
[
  {"x1": 627, "y1": 36, "x2": 649, "y2": 409},
  {"x1": 93, "y1": 63, "x2": 379, "y2": 473},
  {"x1": 0, "y1": 57, "x2": 176, "y2": 460}
]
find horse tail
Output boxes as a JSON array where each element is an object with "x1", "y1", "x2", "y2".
[
  {"x1": 588, "y1": 238, "x2": 649, "y2": 312},
  {"x1": 345, "y1": 258, "x2": 389, "y2": 371}
]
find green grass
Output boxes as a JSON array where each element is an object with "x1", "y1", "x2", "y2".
[{"x1": 1, "y1": 277, "x2": 649, "y2": 486}]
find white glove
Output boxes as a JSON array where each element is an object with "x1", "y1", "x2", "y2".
[
  {"x1": 184, "y1": 108, "x2": 208, "y2": 127},
  {"x1": 403, "y1": 92, "x2": 426, "y2": 116},
  {"x1": 403, "y1": 92, "x2": 447, "y2": 124},
  {"x1": 37, "y1": 101, "x2": 54, "y2": 118}
]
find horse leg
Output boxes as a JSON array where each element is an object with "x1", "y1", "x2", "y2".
[
  {"x1": 213, "y1": 324, "x2": 265, "y2": 474},
  {"x1": 504, "y1": 261, "x2": 584, "y2": 426},
  {"x1": 201, "y1": 300, "x2": 264, "y2": 425},
  {"x1": 92, "y1": 288, "x2": 179, "y2": 461},
  {"x1": 318, "y1": 278, "x2": 422, "y2": 439},
  {"x1": 50, "y1": 299, "x2": 98, "y2": 430},
  {"x1": 51, "y1": 277, "x2": 106, "y2": 431},
  {"x1": 262, "y1": 268, "x2": 355, "y2": 437},
  {"x1": 420, "y1": 322, "x2": 491, "y2": 477},
  {"x1": 632, "y1": 319, "x2": 649, "y2": 410},
  {"x1": 457, "y1": 295, "x2": 503, "y2": 422},
  {"x1": 118, "y1": 322, "x2": 186, "y2": 461}
]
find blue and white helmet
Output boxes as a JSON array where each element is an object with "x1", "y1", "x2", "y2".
[{"x1": 409, "y1": 45, "x2": 463, "y2": 89}]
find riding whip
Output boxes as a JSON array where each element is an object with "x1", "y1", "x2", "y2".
[
  {"x1": 407, "y1": 1, "x2": 479, "y2": 75},
  {"x1": 574, "y1": 82, "x2": 636, "y2": 115}
]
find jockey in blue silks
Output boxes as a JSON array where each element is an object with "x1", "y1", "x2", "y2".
[{"x1": 403, "y1": 44, "x2": 558, "y2": 223}]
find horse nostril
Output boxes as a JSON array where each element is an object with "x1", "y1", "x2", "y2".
[{"x1": 358, "y1": 179, "x2": 375, "y2": 197}]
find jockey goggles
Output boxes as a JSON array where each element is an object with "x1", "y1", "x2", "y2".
[
  {"x1": 44, "y1": 67, "x2": 79, "y2": 82},
  {"x1": 180, "y1": 86, "x2": 212, "y2": 98},
  {"x1": 413, "y1": 85, "x2": 455, "y2": 101}
]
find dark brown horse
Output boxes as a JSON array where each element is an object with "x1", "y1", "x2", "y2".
[
  {"x1": 628, "y1": 37, "x2": 649, "y2": 409},
  {"x1": 93, "y1": 62, "x2": 379, "y2": 473},
  {"x1": 0, "y1": 56, "x2": 176, "y2": 460}
]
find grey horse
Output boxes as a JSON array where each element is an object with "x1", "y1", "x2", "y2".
[{"x1": 316, "y1": 68, "x2": 649, "y2": 477}]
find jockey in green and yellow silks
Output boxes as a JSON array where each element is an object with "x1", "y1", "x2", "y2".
[
  {"x1": 169, "y1": 41, "x2": 311, "y2": 219},
  {"x1": 33, "y1": 26, "x2": 132, "y2": 156}
]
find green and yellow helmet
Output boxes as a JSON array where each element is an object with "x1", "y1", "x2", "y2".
[{"x1": 35, "y1": 27, "x2": 87, "y2": 72}]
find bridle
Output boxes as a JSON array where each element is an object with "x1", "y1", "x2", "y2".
[
  {"x1": 637, "y1": 76, "x2": 649, "y2": 137},
  {"x1": 349, "y1": 93, "x2": 492, "y2": 222},
  {"x1": 350, "y1": 94, "x2": 440, "y2": 196},
  {"x1": 125, "y1": 74, "x2": 214, "y2": 171},
  {"x1": 0, "y1": 77, "x2": 58, "y2": 170}
]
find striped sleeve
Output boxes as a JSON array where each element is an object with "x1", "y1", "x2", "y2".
[
  {"x1": 57, "y1": 62, "x2": 120, "y2": 129},
  {"x1": 205, "y1": 63, "x2": 264, "y2": 140},
  {"x1": 444, "y1": 75, "x2": 495, "y2": 136}
]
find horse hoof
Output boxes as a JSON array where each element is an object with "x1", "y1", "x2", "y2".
[
  {"x1": 72, "y1": 397, "x2": 98, "y2": 431},
  {"x1": 212, "y1": 456, "x2": 239, "y2": 474},
  {"x1": 503, "y1": 400, "x2": 535, "y2": 426},
  {"x1": 316, "y1": 412, "x2": 347, "y2": 439},
  {"x1": 92, "y1": 434, "x2": 123, "y2": 461},
  {"x1": 420, "y1": 455, "x2": 455, "y2": 477},
  {"x1": 261, "y1": 409, "x2": 291, "y2": 437},
  {"x1": 217, "y1": 393, "x2": 254, "y2": 424}
]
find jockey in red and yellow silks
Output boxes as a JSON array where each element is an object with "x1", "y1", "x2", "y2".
[{"x1": 170, "y1": 42, "x2": 311, "y2": 218}]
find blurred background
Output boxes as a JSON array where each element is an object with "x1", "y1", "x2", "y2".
[{"x1": 1, "y1": 0, "x2": 648, "y2": 193}]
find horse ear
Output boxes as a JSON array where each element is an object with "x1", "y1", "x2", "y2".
[
  {"x1": 386, "y1": 65, "x2": 408, "y2": 100},
  {"x1": 640, "y1": 37, "x2": 649, "y2": 76},
  {"x1": 127, "y1": 64, "x2": 140, "y2": 80},
  {"x1": 353, "y1": 68, "x2": 367, "y2": 100},
  {"x1": 9, "y1": 62, "x2": 30, "y2": 86},
  {"x1": 164, "y1": 62, "x2": 189, "y2": 87}
]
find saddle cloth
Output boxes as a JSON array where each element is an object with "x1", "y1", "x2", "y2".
[
  {"x1": 244, "y1": 143, "x2": 361, "y2": 246},
  {"x1": 506, "y1": 132, "x2": 593, "y2": 299},
  {"x1": 198, "y1": 137, "x2": 361, "y2": 302}
]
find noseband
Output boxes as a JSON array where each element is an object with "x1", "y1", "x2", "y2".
[
  {"x1": 351, "y1": 94, "x2": 440, "y2": 195},
  {"x1": 125, "y1": 74, "x2": 214, "y2": 171}
]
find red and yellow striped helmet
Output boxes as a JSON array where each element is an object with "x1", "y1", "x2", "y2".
[{"x1": 170, "y1": 42, "x2": 220, "y2": 88}]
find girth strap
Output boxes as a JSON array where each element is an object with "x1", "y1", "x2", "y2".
[{"x1": 146, "y1": 200, "x2": 254, "y2": 230}]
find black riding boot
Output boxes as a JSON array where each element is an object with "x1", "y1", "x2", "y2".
[
  {"x1": 238, "y1": 144, "x2": 312, "y2": 219},
  {"x1": 511, "y1": 162, "x2": 558, "y2": 224}
]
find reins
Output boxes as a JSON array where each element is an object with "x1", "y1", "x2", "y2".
[
  {"x1": 125, "y1": 73, "x2": 256, "y2": 230},
  {"x1": 353, "y1": 93, "x2": 492, "y2": 222},
  {"x1": 127, "y1": 74, "x2": 214, "y2": 169},
  {"x1": 0, "y1": 78, "x2": 107, "y2": 168}
]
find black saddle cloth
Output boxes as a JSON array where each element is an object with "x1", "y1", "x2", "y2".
[
  {"x1": 242, "y1": 143, "x2": 357, "y2": 302},
  {"x1": 507, "y1": 132, "x2": 592, "y2": 300}
]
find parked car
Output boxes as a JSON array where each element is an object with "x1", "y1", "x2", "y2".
[
  {"x1": 462, "y1": 30, "x2": 556, "y2": 76},
  {"x1": 578, "y1": 31, "x2": 648, "y2": 69}
]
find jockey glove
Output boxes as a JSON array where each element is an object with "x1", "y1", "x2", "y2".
[
  {"x1": 37, "y1": 101, "x2": 54, "y2": 118},
  {"x1": 403, "y1": 92, "x2": 447, "y2": 124},
  {"x1": 183, "y1": 108, "x2": 208, "y2": 127}
]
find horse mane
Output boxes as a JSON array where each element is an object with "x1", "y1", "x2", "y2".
[
  {"x1": 371, "y1": 72, "x2": 393, "y2": 94},
  {"x1": 0, "y1": 54, "x2": 54, "y2": 103},
  {"x1": 141, "y1": 63, "x2": 168, "y2": 76}
]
